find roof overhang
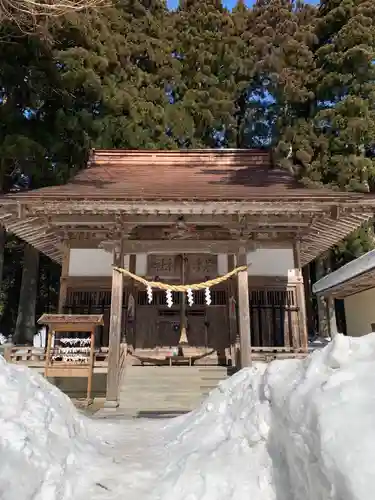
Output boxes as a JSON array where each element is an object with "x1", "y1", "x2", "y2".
[
  {"x1": 0, "y1": 198, "x2": 374, "y2": 265},
  {"x1": 313, "y1": 249, "x2": 375, "y2": 299}
]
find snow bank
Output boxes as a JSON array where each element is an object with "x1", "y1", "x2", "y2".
[
  {"x1": 144, "y1": 333, "x2": 375, "y2": 500},
  {"x1": 265, "y1": 333, "x2": 375, "y2": 500},
  {"x1": 2, "y1": 334, "x2": 375, "y2": 500},
  {"x1": 0, "y1": 356, "x2": 101, "y2": 500},
  {"x1": 149, "y1": 364, "x2": 273, "y2": 499}
]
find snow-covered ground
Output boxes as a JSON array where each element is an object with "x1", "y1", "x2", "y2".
[{"x1": 1, "y1": 333, "x2": 375, "y2": 500}]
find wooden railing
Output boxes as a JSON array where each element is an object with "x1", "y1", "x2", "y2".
[
  {"x1": 63, "y1": 284, "x2": 301, "y2": 349},
  {"x1": 4, "y1": 345, "x2": 110, "y2": 369}
]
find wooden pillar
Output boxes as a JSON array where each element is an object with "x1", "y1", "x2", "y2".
[
  {"x1": 293, "y1": 241, "x2": 308, "y2": 350},
  {"x1": 327, "y1": 295, "x2": 338, "y2": 338},
  {"x1": 316, "y1": 255, "x2": 329, "y2": 336},
  {"x1": 105, "y1": 243, "x2": 124, "y2": 408},
  {"x1": 302, "y1": 264, "x2": 315, "y2": 335},
  {"x1": 237, "y1": 248, "x2": 251, "y2": 367},
  {"x1": 179, "y1": 254, "x2": 188, "y2": 346},
  {"x1": 126, "y1": 254, "x2": 137, "y2": 348},
  {"x1": 227, "y1": 254, "x2": 239, "y2": 366},
  {"x1": 58, "y1": 242, "x2": 70, "y2": 313}
]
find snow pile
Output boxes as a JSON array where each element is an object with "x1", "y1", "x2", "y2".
[
  {"x1": 90, "y1": 334, "x2": 375, "y2": 500},
  {"x1": 2, "y1": 334, "x2": 375, "y2": 500},
  {"x1": 148, "y1": 364, "x2": 273, "y2": 499},
  {"x1": 0, "y1": 356, "x2": 102, "y2": 500},
  {"x1": 265, "y1": 333, "x2": 375, "y2": 500}
]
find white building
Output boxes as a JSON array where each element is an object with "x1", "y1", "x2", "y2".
[{"x1": 313, "y1": 249, "x2": 375, "y2": 337}]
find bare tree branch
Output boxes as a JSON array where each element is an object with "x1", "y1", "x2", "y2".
[{"x1": 0, "y1": 0, "x2": 109, "y2": 26}]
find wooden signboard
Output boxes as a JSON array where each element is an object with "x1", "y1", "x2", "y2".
[
  {"x1": 186, "y1": 254, "x2": 218, "y2": 281},
  {"x1": 147, "y1": 254, "x2": 179, "y2": 278},
  {"x1": 38, "y1": 314, "x2": 104, "y2": 405}
]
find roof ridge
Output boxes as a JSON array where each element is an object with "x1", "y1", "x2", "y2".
[{"x1": 90, "y1": 148, "x2": 270, "y2": 155}]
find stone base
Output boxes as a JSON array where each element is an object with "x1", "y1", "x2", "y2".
[{"x1": 103, "y1": 399, "x2": 120, "y2": 410}]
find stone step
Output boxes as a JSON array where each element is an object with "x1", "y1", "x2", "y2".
[
  {"x1": 115, "y1": 365, "x2": 229, "y2": 417},
  {"x1": 125, "y1": 366, "x2": 227, "y2": 378},
  {"x1": 121, "y1": 383, "x2": 223, "y2": 390}
]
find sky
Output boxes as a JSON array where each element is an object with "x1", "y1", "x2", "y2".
[
  {"x1": 166, "y1": 0, "x2": 254, "y2": 9},
  {"x1": 166, "y1": 0, "x2": 316, "y2": 11}
]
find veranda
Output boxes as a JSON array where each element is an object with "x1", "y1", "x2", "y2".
[{"x1": 1, "y1": 149, "x2": 374, "y2": 407}]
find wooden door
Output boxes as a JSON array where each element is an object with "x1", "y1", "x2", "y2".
[
  {"x1": 187, "y1": 311, "x2": 206, "y2": 347},
  {"x1": 157, "y1": 315, "x2": 180, "y2": 347},
  {"x1": 206, "y1": 307, "x2": 229, "y2": 350}
]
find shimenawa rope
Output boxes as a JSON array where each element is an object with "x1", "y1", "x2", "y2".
[{"x1": 113, "y1": 265, "x2": 247, "y2": 292}]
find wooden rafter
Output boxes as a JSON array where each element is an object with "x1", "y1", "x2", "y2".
[{"x1": 0, "y1": 198, "x2": 373, "y2": 265}]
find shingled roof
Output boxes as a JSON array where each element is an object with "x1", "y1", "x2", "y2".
[
  {"x1": 1, "y1": 149, "x2": 375, "y2": 265},
  {"x1": 3, "y1": 149, "x2": 355, "y2": 201}
]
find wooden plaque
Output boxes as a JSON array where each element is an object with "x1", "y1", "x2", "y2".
[
  {"x1": 187, "y1": 254, "x2": 218, "y2": 281},
  {"x1": 147, "y1": 254, "x2": 178, "y2": 278}
]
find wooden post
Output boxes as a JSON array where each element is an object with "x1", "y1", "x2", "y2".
[
  {"x1": 179, "y1": 254, "x2": 188, "y2": 346},
  {"x1": 293, "y1": 241, "x2": 308, "y2": 350},
  {"x1": 316, "y1": 255, "x2": 329, "y2": 336},
  {"x1": 58, "y1": 242, "x2": 70, "y2": 313},
  {"x1": 237, "y1": 248, "x2": 251, "y2": 367},
  {"x1": 327, "y1": 295, "x2": 338, "y2": 338},
  {"x1": 227, "y1": 254, "x2": 239, "y2": 366},
  {"x1": 302, "y1": 264, "x2": 315, "y2": 335},
  {"x1": 44, "y1": 328, "x2": 54, "y2": 378},
  {"x1": 87, "y1": 327, "x2": 96, "y2": 403},
  {"x1": 125, "y1": 254, "x2": 137, "y2": 348},
  {"x1": 105, "y1": 243, "x2": 124, "y2": 408}
]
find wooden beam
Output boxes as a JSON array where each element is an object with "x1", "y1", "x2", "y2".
[
  {"x1": 19, "y1": 199, "x2": 375, "y2": 217},
  {"x1": 126, "y1": 254, "x2": 137, "y2": 348},
  {"x1": 41, "y1": 213, "x2": 315, "y2": 226},
  {"x1": 227, "y1": 254, "x2": 239, "y2": 366},
  {"x1": 293, "y1": 241, "x2": 308, "y2": 350},
  {"x1": 58, "y1": 242, "x2": 70, "y2": 313},
  {"x1": 51, "y1": 225, "x2": 309, "y2": 239},
  {"x1": 102, "y1": 240, "x2": 259, "y2": 254},
  {"x1": 293, "y1": 240, "x2": 302, "y2": 270},
  {"x1": 237, "y1": 247, "x2": 252, "y2": 367},
  {"x1": 105, "y1": 243, "x2": 124, "y2": 408}
]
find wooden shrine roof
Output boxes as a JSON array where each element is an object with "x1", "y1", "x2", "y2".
[
  {"x1": 0, "y1": 149, "x2": 375, "y2": 266},
  {"x1": 0, "y1": 149, "x2": 364, "y2": 201},
  {"x1": 313, "y1": 250, "x2": 375, "y2": 298}
]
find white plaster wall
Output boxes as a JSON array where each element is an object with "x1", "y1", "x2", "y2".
[
  {"x1": 136, "y1": 253, "x2": 148, "y2": 276},
  {"x1": 68, "y1": 249, "x2": 129, "y2": 277},
  {"x1": 217, "y1": 254, "x2": 228, "y2": 275},
  {"x1": 344, "y1": 288, "x2": 375, "y2": 336},
  {"x1": 247, "y1": 248, "x2": 294, "y2": 277},
  {"x1": 68, "y1": 248, "x2": 294, "y2": 278}
]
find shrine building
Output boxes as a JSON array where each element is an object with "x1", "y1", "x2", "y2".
[{"x1": 1, "y1": 149, "x2": 375, "y2": 407}]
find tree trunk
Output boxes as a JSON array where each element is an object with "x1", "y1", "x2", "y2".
[{"x1": 14, "y1": 244, "x2": 39, "y2": 344}]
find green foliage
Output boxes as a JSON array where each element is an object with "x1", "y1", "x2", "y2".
[
  {"x1": 277, "y1": 0, "x2": 375, "y2": 195},
  {"x1": 169, "y1": 0, "x2": 244, "y2": 147},
  {"x1": 332, "y1": 225, "x2": 374, "y2": 269}
]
